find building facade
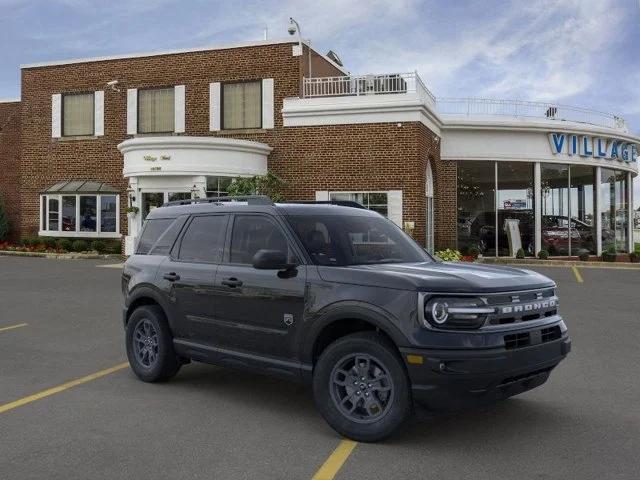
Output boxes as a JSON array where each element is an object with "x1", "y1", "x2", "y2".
[{"x1": 0, "y1": 38, "x2": 638, "y2": 257}]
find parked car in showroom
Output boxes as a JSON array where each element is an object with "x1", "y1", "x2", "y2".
[{"x1": 122, "y1": 196, "x2": 571, "y2": 442}]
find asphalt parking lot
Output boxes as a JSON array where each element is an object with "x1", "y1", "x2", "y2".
[{"x1": 1, "y1": 256, "x2": 639, "y2": 480}]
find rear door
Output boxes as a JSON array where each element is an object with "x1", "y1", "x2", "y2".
[
  {"x1": 158, "y1": 214, "x2": 229, "y2": 341},
  {"x1": 210, "y1": 213, "x2": 307, "y2": 361}
]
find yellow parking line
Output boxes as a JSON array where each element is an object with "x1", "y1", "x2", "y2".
[
  {"x1": 312, "y1": 440, "x2": 358, "y2": 480},
  {"x1": 0, "y1": 323, "x2": 28, "y2": 333},
  {"x1": 0, "y1": 362, "x2": 129, "y2": 414},
  {"x1": 571, "y1": 266, "x2": 584, "y2": 283}
]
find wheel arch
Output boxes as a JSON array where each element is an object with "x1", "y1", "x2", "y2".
[{"x1": 125, "y1": 285, "x2": 171, "y2": 329}]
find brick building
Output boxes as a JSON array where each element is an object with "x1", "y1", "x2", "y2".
[{"x1": 1, "y1": 38, "x2": 638, "y2": 257}]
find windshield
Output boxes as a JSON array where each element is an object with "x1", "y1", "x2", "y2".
[{"x1": 286, "y1": 214, "x2": 432, "y2": 266}]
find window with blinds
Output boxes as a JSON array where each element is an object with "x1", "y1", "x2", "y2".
[
  {"x1": 62, "y1": 93, "x2": 94, "y2": 136},
  {"x1": 222, "y1": 81, "x2": 261, "y2": 129},
  {"x1": 138, "y1": 88, "x2": 175, "y2": 133}
]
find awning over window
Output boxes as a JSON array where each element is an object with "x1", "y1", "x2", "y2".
[{"x1": 42, "y1": 180, "x2": 120, "y2": 194}]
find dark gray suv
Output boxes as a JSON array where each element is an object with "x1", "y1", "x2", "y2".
[{"x1": 122, "y1": 196, "x2": 570, "y2": 442}]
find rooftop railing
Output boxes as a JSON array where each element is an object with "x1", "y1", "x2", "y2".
[
  {"x1": 302, "y1": 72, "x2": 436, "y2": 107},
  {"x1": 436, "y1": 97, "x2": 628, "y2": 132},
  {"x1": 301, "y1": 74, "x2": 628, "y2": 132}
]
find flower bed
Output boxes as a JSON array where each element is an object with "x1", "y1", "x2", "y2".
[{"x1": 0, "y1": 237, "x2": 121, "y2": 256}]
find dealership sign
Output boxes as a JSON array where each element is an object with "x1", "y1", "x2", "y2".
[{"x1": 548, "y1": 133, "x2": 638, "y2": 163}]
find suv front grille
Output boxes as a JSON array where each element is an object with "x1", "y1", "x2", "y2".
[
  {"x1": 504, "y1": 325, "x2": 563, "y2": 350},
  {"x1": 484, "y1": 288, "x2": 558, "y2": 326}
]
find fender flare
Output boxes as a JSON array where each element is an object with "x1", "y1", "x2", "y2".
[
  {"x1": 300, "y1": 301, "x2": 409, "y2": 365},
  {"x1": 125, "y1": 284, "x2": 174, "y2": 329}
]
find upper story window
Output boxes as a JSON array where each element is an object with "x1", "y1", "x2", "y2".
[
  {"x1": 138, "y1": 87, "x2": 175, "y2": 134},
  {"x1": 222, "y1": 81, "x2": 261, "y2": 130},
  {"x1": 62, "y1": 93, "x2": 94, "y2": 136}
]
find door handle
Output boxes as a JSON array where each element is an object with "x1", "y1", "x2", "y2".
[
  {"x1": 163, "y1": 272, "x2": 180, "y2": 282},
  {"x1": 221, "y1": 278, "x2": 243, "y2": 288}
]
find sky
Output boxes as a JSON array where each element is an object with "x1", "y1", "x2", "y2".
[{"x1": 1, "y1": 0, "x2": 639, "y2": 198}]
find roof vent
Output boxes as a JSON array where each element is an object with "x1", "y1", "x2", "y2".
[{"x1": 326, "y1": 50, "x2": 343, "y2": 67}]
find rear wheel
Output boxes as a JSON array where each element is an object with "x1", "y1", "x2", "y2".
[
  {"x1": 126, "y1": 305, "x2": 181, "y2": 382},
  {"x1": 313, "y1": 332, "x2": 412, "y2": 442}
]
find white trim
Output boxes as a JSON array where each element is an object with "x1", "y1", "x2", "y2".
[
  {"x1": 19, "y1": 39, "x2": 349, "y2": 74},
  {"x1": 387, "y1": 190, "x2": 403, "y2": 227},
  {"x1": 51, "y1": 94, "x2": 62, "y2": 138},
  {"x1": 127, "y1": 89, "x2": 138, "y2": 135},
  {"x1": 174, "y1": 85, "x2": 186, "y2": 133},
  {"x1": 595, "y1": 166, "x2": 602, "y2": 256},
  {"x1": 628, "y1": 171, "x2": 633, "y2": 254},
  {"x1": 38, "y1": 231, "x2": 121, "y2": 239},
  {"x1": 209, "y1": 82, "x2": 221, "y2": 131},
  {"x1": 0, "y1": 98, "x2": 20, "y2": 103},
  {"x1": 315, "y1": 191, "x2": 329, "y2": 201},
  {"x1": 534, "y1": 162, "x2": 542, "y2": 255},
  {"x1": 94, "y1": 90, "x2": 104, "y2": 136},
  {"x1": 262, "y1": 78, "x2": 275, "y2": 129}
]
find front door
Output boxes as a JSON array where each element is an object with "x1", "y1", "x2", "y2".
[
  {"x1": 211, "y1": 214, "x2": 307, "y2": 361},
  {"x1": 158, "y1": 214, "x2": 229, "y2": 341}
]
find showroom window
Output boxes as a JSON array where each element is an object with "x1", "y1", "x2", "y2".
[
  {"x1": 138, "y1": 87, "x2": 175, "y2": 133},
  {"x1": 497, "y1": 162, "x2": 535, "y2": 256},
  {"x1": 457, "y1": 161, "x2": 496, "y2": 256},
  {"x1": 329, "y1": 192, "x2": 389, "y2": 217},
  {"x1": 40, "y1": 180, "x2": 120, "y2": 237},
  {"x1": 601, "y1": 168, "x2": 629, "y2": 253},
  {"x1": 62, "y1": 93, "x2": 94, "y2": 136},
  {"x1": 222, "y1": 81, "x2": 261, "y2": 130}
]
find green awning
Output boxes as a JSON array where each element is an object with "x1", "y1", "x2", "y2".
[{"x1": 42, "y1": 180, "x2": 120, "y2": 194}]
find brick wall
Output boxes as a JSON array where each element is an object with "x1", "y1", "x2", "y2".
[
  {"x1": 16, "y1": 41, "x2": 450, "y2": 247},
  {"x1": 0, "y1": 101, "x2": 21, "y2": 240}
]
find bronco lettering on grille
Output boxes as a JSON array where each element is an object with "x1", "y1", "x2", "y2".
[{"x1": 501, "y1": 299, "x2": 556, "y2": 314}]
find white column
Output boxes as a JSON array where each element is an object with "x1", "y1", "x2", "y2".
[
  {"x1": 595, "y1": 167, "x2": 602, "y2": 256},
  {"x1": 534, "y1": 162, "x2": 541, "y2": 255},
  {"x1": 125, "y1": 177, "x2": 140, "y2": 256},
  {"x1": 628, "y1": 171, "x2": 634, "y2": 253}
]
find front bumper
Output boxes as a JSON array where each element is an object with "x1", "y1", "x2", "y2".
[{"x1": 400, "y1": 333, "x2": 571, "y2": 411}]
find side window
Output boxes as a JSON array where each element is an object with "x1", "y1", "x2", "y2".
[
  {"x1": 149, "y1": 215, "x2": 187, "y2": 255},
  {"x1": 137, "y1": 218, "x2": 174, "y2": 254},
  {"x1": 230, "y1": 215, "x2": 294, "y2": 265},
  {"x1": 178, "y1": 215, "x2": 227, "y2": 263}
]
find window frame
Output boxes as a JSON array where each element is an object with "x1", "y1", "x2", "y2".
[
  {"x1": 61, "y1": 92, "x2": 95, "y2": 137},
  {"x1": 172, "y1": 214, "x2": 230, "y2": 264},
  {"x1": 328, "y1": 191, "x2": 390, "y2": 217},
  {"x1": 137, "y1": 86, "x2": 176, "y2": 134},
  {"x1": 221, "y1": 80, "x2": 263, "y2": 131},
  {"x1": 39, "y1": 193, "x2": 120, "y2": 238}
]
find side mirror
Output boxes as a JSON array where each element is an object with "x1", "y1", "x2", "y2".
[{"x1": 252, "y1": 249, "x2": 296, "y2": 270}]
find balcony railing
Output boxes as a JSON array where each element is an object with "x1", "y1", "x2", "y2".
[
  {"x1": 301, "y1": 74, "x2": 628, "y2": 132},
  {"x1": 436, "y1": 97, "x2": 628, "y2": 132},
  {"x1": 302, "y1": 72, "x2": 436, "y2": 106}
]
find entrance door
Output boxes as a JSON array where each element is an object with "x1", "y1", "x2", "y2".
[
  {"x1": 141, "y1": 192, "x2": 165, "y2": 220},
  {"x1": 211, "y1": 214, "x2": 307, "y2": 362}
]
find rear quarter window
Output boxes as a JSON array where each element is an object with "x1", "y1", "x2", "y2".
[{"x1": 136, "y1": 218, "x2": 175, "y2": 254}]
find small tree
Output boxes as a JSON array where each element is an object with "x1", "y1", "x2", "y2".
[
  {"x1": 227, "y1": 172, "x2": 286, "y2": 203},
  {"x1": 0, "y1": 193, "x2": 9, "y2": 242}
]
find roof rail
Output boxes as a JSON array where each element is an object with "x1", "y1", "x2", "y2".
[
  {"x1": 290, "y1": 200, "x2": 367, "y2": 209},
  {"x1": 161, "y1": 195, "x2": 274, "y2": 207}
]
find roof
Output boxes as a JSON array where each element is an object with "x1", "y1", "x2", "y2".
[
  {"x1": 20, "y1": 38, "x2": 349, "y2": 74},
  {"x1": 42, "y1": 180, "x2": 120, "y2": 194}
]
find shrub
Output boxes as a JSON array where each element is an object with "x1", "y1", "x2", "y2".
[
  {"x1": 110, "y1": 242, "x2": 122, "y2": 255},
  {"x1": 435, "y1": 249, "x2": 462, "y2": 262},
  {"x1": 21, "y1": 236, "x2": 38, "y2": 247},
  {"x1": 515, "y1": 248, "x2": 525, "y2": 259},
  {"x1": 57, "y1": 238, "x2": 72, "y2": 252},
  {"x1": 91, "y1": 240, "x2": 106, "y2": 253},
  {"x1": 0, "y1": 193, "x2": 9, "y2": 242},
  {"x1": 71, "y1": 239, "x2": 88, "y2": 252},
  {"x1": 43, "y1": 237, "x2": 57, "y2": 249},
  {"x1": 578, "y1": 251, "x2": 590, "y2": 262},
  {"x1": 468, "y1": 246, "x2": 480, "y2": 258},
  {"x1": 602, "y1": 245, "x2": 617, "y2": 262},
  {"x1": 629, "y1": 252, "x2": 640, "y2": 263},
  {"x1": 537, "y1": 249, "x2": 549, "y2": 260}
]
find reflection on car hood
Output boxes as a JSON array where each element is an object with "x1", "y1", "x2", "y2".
[{"x1": 317, "y1": 261, "x2": 555, "y2": 293}]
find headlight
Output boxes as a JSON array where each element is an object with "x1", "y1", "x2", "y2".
[{"x1": 423, "y1": 297, "x2": 494, "y2": 329}]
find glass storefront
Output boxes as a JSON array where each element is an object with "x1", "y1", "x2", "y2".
[
  {"x1": 601, "y1": 168, "x2": 629, "y2": 253},
  {"x1": 458, "y1": 161, "x2": 630, "y2": 257}
]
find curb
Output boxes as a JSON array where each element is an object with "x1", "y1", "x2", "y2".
[
  {"x1": 477, "y1": 258, "x2": 640, "y2": 269},
  {"x1": 0, "y1": 250, "x2": 121, "y2": 260}
]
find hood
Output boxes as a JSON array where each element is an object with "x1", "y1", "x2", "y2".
[{"x1": 317, "y1": 261, "x2": 555, "y2": 293}]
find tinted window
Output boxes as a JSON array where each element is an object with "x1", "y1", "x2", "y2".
[
  {"x1": 287, "y1": 214, "x2": 431, "y2": 266},
  {"x1": 137, "y1": 218, "x2": 174, "y2": 254},
  {"x1": 230, "y1": 215, "x2": 293, "y2": 264},
  {"x1": 179, "y1": 215, "x2": 227, "y2": 263},
  {"x1": 149, "y1": 215, "x2": 187, "y2": 256}
]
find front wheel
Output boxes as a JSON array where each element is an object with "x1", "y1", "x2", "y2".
[
  {"x1": 126, "y1": 305, "x2": 181, "y2": 382},
  {"x1": 313, "y1": 332, "x2": 412, "y2": 442}
]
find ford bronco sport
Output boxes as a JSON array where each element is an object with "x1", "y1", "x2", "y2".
[{"x1": 122, "y1": 196, "x2": 570, "y2": 442}]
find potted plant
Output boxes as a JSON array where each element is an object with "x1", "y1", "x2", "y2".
[
  {"x1": 126, "y1": 206, "x2": 139, "y2": 220},
  {"x1": 537, "y1": 249, "x2": 549, "y2": 260}
]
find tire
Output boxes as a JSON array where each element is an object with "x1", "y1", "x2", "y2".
[
  {"x1": 126, "y1": 305, "x2": 181, "y2": 382},
  {"x1": 313, "y1": 331, "x2": 412, "y2": 442}
]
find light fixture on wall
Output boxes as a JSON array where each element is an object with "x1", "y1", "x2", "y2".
[
  {"x1": 126, "y1": 186, "x2": 136, "y2": 204},
  {"x1": 190, "y1": 184, "x2": 199, "y2": 199},
  {"x1": 288, "y1": 17, "x2": 312, "y2": 78}
]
